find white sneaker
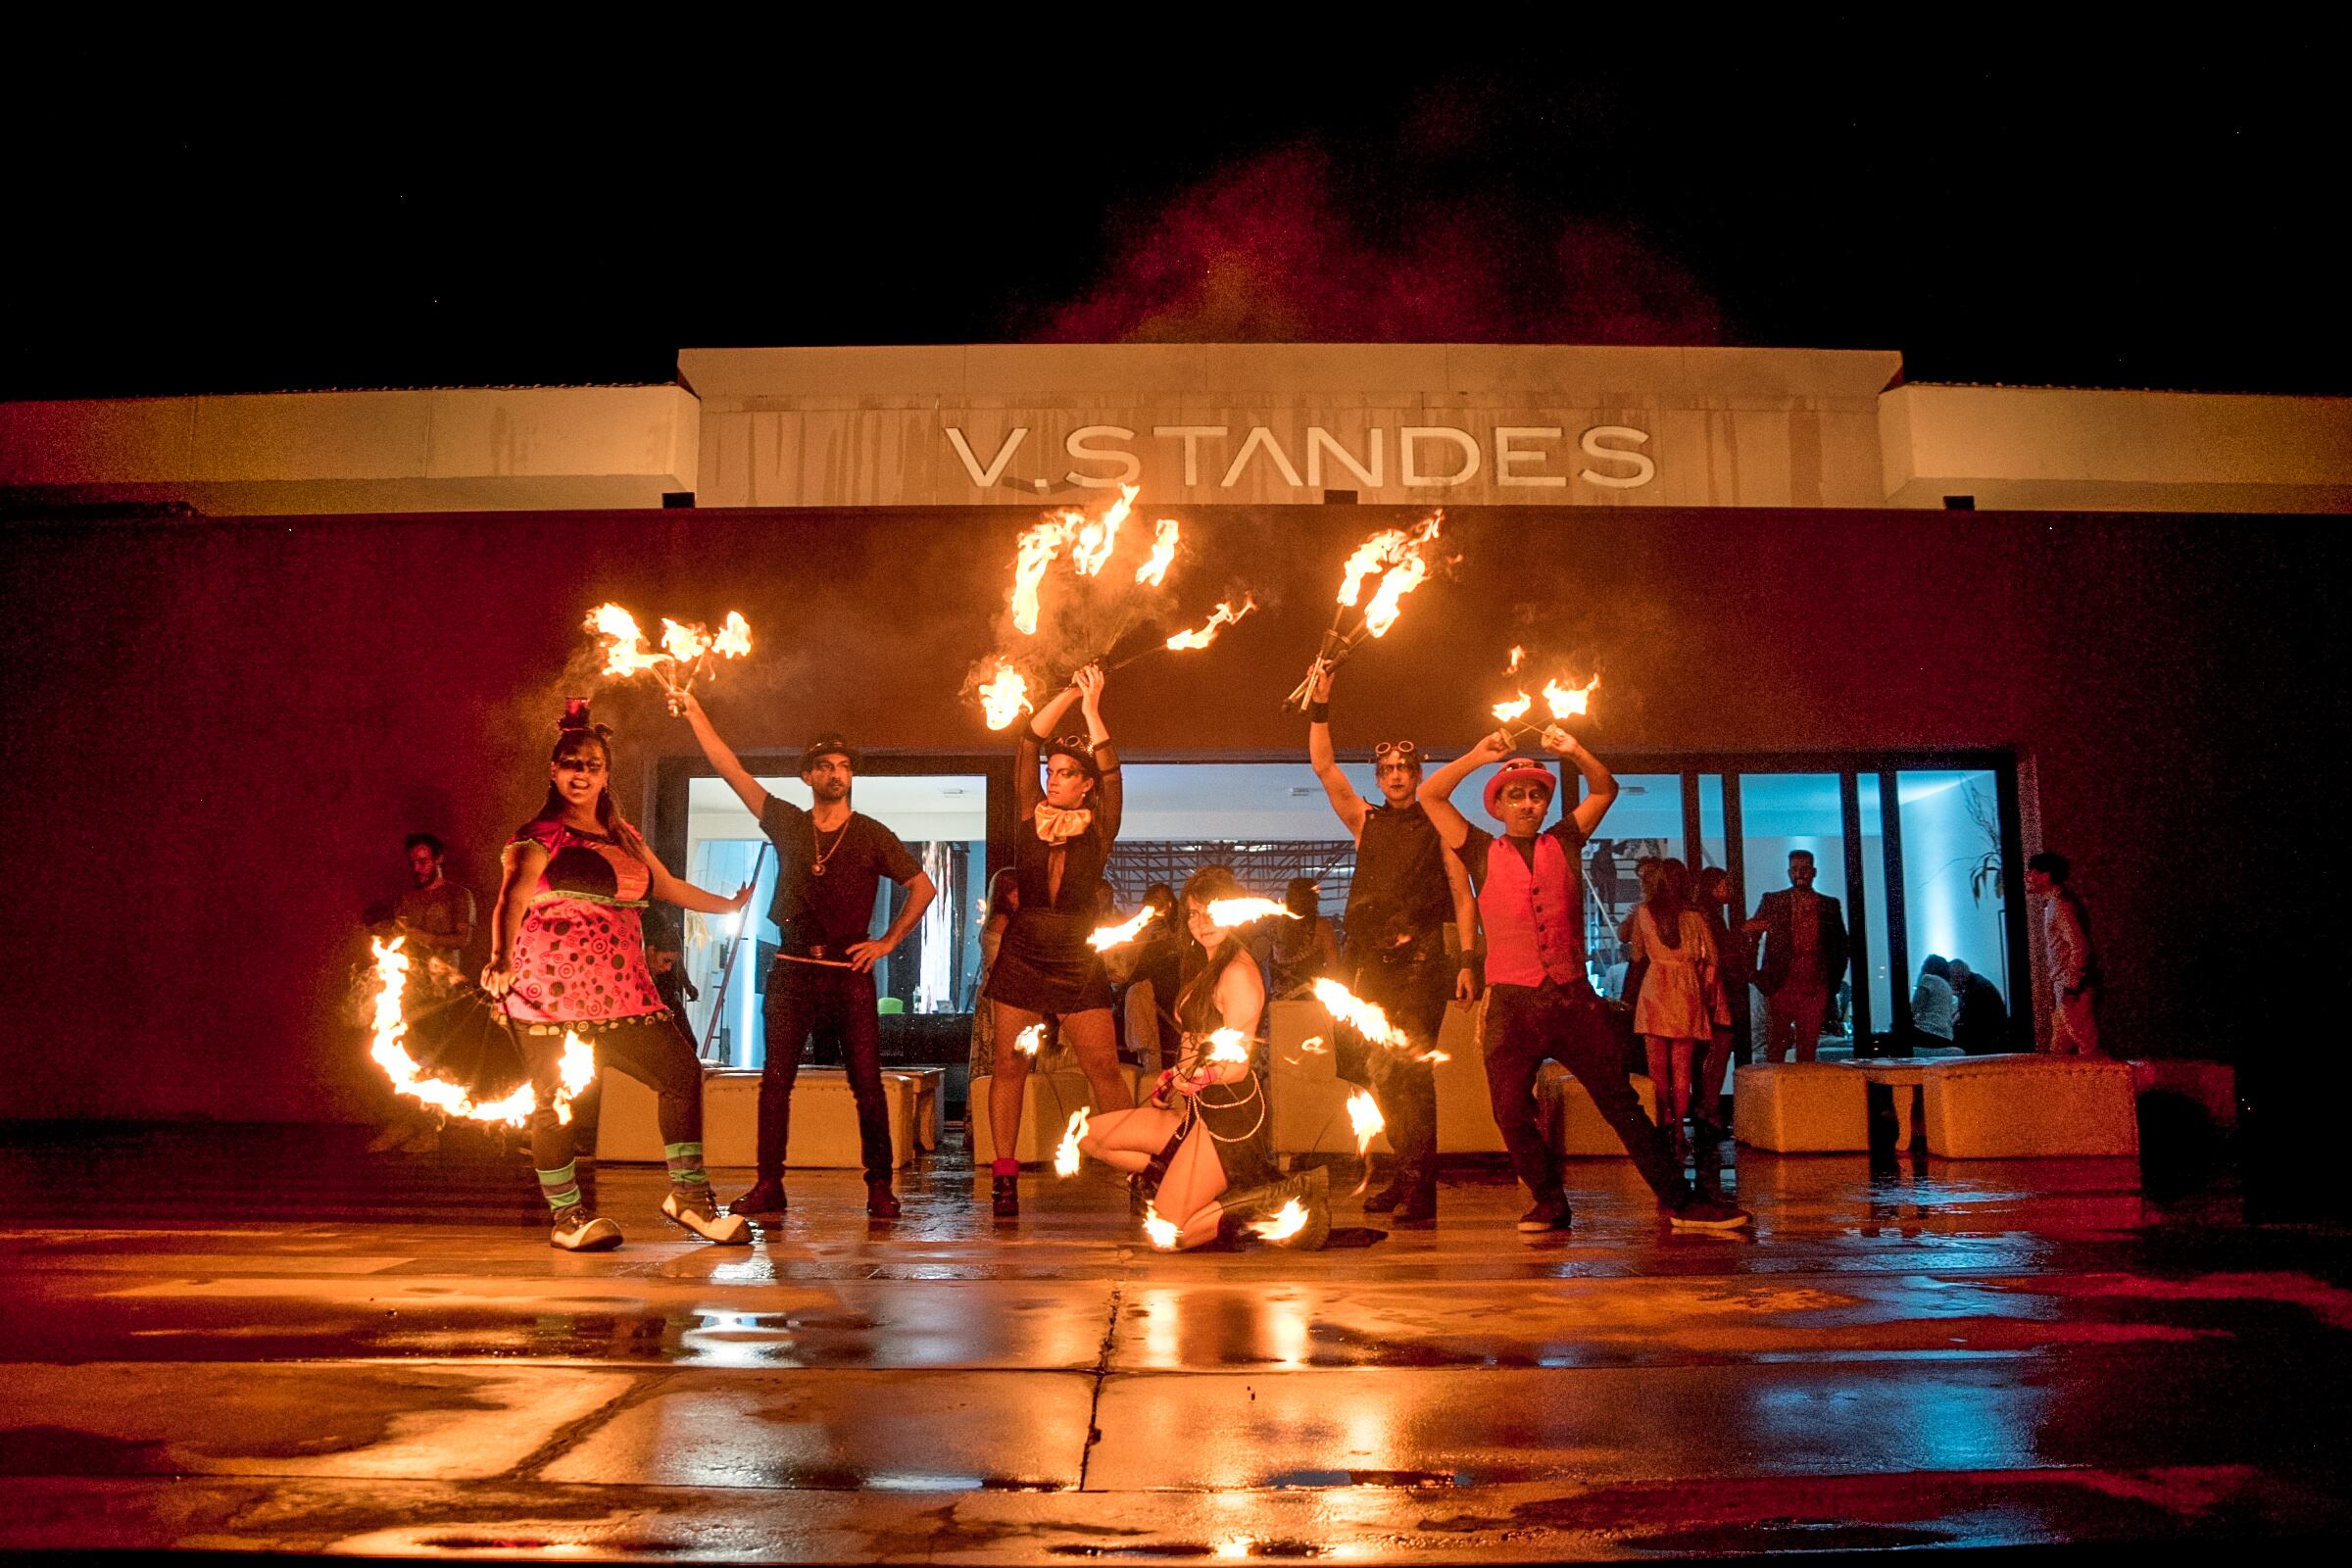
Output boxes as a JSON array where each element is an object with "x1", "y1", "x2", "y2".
[
  {"x1": 662, "y1": 1188, "x2": 753, "y2": 1245},
  {"x1": 550, "y1": 1207, "x2": 623, "y2": 1251}
]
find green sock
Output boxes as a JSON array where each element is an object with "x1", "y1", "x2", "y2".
[
  {"x1": 537, "y1": 1162, "x2": 582, "y2": 1214},
  {"x1": 663, "y1": 1142, "x2": 710, "y2": 1192}
]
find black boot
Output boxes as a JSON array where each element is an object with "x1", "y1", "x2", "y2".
[
  {"x1": 1219, "y1": 1166, "x2": 1333, "y2": 1250},
  {"x1": 1363, "y1": 1165, "x2": 1412, "y2": 1215}
]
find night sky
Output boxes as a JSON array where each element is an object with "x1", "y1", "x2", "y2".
[{"x1": 10, "y1": 43, "x2": 2342, "y2": 401}]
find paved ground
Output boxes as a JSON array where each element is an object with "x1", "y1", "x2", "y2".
[{"x1": 2, "y1": 1129, "x2": 2347, "y2": 1560}]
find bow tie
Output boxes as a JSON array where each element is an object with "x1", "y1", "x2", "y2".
[{"x1": 1034, "y1": 804, "x2": 1094, "y2": 845}]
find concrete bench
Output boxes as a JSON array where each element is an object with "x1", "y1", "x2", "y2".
[
  {"x1": 597, "y1": 1067, "x2": 916, "y2": 1168},
  {"x1": 1733, "y1": 1062, "x2": 1871, "y2": 1152},
  {"x1": 1923, "y1": 1054, "x2": 2138, "y2": 1157},
  {"x1": 967, "y1": 1066, "x2": 1147, "y2": 1166},
  {"x1": 1537, "y1": 1063, "x2": 1661, "y2": 1156}
]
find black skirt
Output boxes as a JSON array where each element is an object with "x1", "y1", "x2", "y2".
[{"x1": 982, "y1": 908, "x2": 1113, "y2": 1015}]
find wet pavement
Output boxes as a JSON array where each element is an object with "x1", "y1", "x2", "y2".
[{"x1": 2, "y1": 1131, "x2": 2347, "y2": 1560}]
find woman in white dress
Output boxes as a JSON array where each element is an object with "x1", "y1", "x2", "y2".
[{"x1": 1628, "y1": 858, "x2": 1719, "y2": 1164}]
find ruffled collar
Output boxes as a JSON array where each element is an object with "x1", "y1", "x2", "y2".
[{"x1": 1034, "y1": 804, "x2": 1094, "y2": 845}]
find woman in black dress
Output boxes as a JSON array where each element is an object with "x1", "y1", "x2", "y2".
[
  {"x1": 1078, "y1": 866, "x2": 1332, "y2": 1250},
  {"x1": 982, "y1": 663, "x2": 1135, "y2": 1217}
]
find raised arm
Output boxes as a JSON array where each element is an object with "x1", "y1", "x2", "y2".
[
  {"x1": 672, "y1": 690, "x2": 769, "y2": 819},
  {"x1": 1073, "y1": 664, "x2": 1121, "y2": 841},
  {"x1": 1305, "y1": 667, "x2": 1368, "y2": 841},
  {"x1": 1542, "y1": 724, "x2": 1619, "y2": 839},
  {"x1": 1416, "y1": 729, "x2": 1511, "y2": 851}
]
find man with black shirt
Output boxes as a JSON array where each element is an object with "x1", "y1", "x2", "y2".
[
  {"x1": 674, "y1": 692, "x2": 936, "y2": 1220},
  {"x1": 1420, "y1": 726, "x2": 1750, "y2": 1234},
  {"x1": 1306, "y1": 668, "x2": 1477, "y2": 1222}
]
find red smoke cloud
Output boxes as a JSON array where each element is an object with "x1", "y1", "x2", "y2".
[{"x1": 1037, "y1": 142, "x2": 1722, "y2": 345}]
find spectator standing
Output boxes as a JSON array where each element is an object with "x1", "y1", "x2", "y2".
[
  {"x1": 1626, "y1": 858, "x2": 1717, "y2": 1165},
  {"x1": 2028, "y1": 852, "x2": 2101, "y2": 1054},
  {"x1": 1743, "y1": 851, "x2": 1850, "y2": 1063},
  {"x1": 364, "y1": 833, "x2": 478, "y2": 1154},
  {"x1": 1691, "y1": 866, "x2": 1747, "y2": 1138},
  {"x1": 1266, "y1": 877, "x2": 1340, "y2": 1001},
  {"x1": 1948, "y1": 957, "x2": 2011, "y2": 1055}
]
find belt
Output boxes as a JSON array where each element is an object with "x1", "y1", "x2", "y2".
[{"x1": 776, "y1": 945, "x2": 858, "y2": 970}]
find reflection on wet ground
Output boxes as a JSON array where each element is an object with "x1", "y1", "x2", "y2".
[{"x1": 1, "y1": 1129, "x2": 2347, "y2": 1558}]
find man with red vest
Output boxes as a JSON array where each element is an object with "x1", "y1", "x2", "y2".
[{"x1": 1421, "y1": 727, "x2": 1752, "y2": 1233}]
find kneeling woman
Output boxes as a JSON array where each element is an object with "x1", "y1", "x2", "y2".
[
  {"x1": 1078, "y1": 867, "x2": 1332, "y2": 1250},
  {"x1": 482, "y1": 701, "x2": 755, "y2": 1250}
]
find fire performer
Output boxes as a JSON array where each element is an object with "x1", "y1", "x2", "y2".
[
  {"x1": 1077, "y1": 867, "x2": 1332, "y2": 1250},
  {"x1": 983, "y1": 663, "x2": 1136, "y2": 1219},
  {"x1": 481, "y1": 701, "x2": 757, "y2": 1250},
  {"x1": 671, "y1": 692, "x2": 936, "y2": 1221},
  {"x1": 1419, "y1": 727, "x2": 1753, "y2": 1233},
  {"x1": 1304, "y1": 668, "x2": 1479, "y2": 1223}
]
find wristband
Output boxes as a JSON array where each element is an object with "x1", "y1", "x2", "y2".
[{"x1": 1306, "y1": 701, "x2": 1331, "y2": 723}]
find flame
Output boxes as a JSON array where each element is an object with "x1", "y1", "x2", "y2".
[
  {"x1": 1346, "y1": 1089, "x2": 1385, "y2": 1156},
  {"x1": 1492, "y1": 691, "x2": 1533, "y2": 724},
  {"x1": 1164, "y1": 596, "x2": 1255, "y2": 651},
  {"x1": 1298, "y1": 1036, "x2": 1328, "y2": 1054},
  {"x1": 1336, "y1": 513, "x2": 1445, "y2": 612},
  {"x1": 1009, "y1": 517, "x2": 1075, "y2": 636},
  {"x1": 1361, "y1": 552, "x2": 1429, "y2": 638},
  {"x1": 585, "y1": 603, "x2": 667, "y2": 679},
  {"x1": 1142, "y1": 1204, "x2": 1181, "y2": 1250},
  {"x1": 1506, "y1": 645, "x2": 1526, "y2": 673},
  {"x1": 1134, "y1": 517, "x2": 1180, "y2": 587},
  {"x1": 1070, "y1": 484, "x2": 1137, "y2": 578},
  {"x1": 1249, "y1": 1200, "x2": 1309, "y2": 1242},
  {"x1": 1338, "y1": 531, "x2": 1400, "y2": 608},
  {"x1": 1090, "y1": 905, "x2": 1159, "y2": 952},
  {"x1": 1310, "y1": 976, "x2": 1416, "y2": 1054},
  {"x1": 367, "y1": 939, "x2": 596, "y2": 1126},
  {"x1": 1204, "y1": 1028, "x2": 1251, "y2": 1065},
  {"x1": 660, "y1": 618, "x2": 710, "y2": 662},
  {"x1": 978, "y1": 662, "x2": 1033, "y2": 731},
  {"x1": 1014, "y1": 1023, "x2": 1046, "y2": 1057},
  {"x1": 1054, "y1": 1106, "x2": 1091, "y2": 1177},
  {"x1": 1206, "y1": 896, "x2": 1297, "y2": 929},
  {"x1": 711, "y1": 612, "x2": 753, "y2": 659},
  {"x1": 1544, "y1": 672, "x2": 1602, "y2": 717}
]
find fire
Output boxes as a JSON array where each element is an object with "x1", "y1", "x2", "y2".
[
  {"x1": 1544, "y1": 672, "x2": 1601, "y2": 717},
  {"x1": 1142, "y1": 1204, "x2": 1181, "y2": 1250},
  {"x1": 1164, "y1": 596, "x2": 1254, "y2": 651},
  {"x1": 1014, "y1": 1023, "x2": 1046, "y2": 1057},
  {"x1": 978, "y1": 662, "x2": 1033, "y2": 731},
  {"x1": 1070, "y1": 484, "x2": 1137, "y2": 577},
  {"x1": 1009, "y1": 516, "x2": 1074, "y2": 636},
  {"x1": 1134, "y1": 517, "x2": 1180, "y2": 586},
  {"x1": 1249, "y1": 1200, "x2": 1309, "y2": 1242},
  {"x1": 1506, "y1": 645, "x2": 1526, "y2": 673},
  {"x1": 1361, "y1": 551, "x2": 1429, "y2": 638},
  {"x1": 1338, "y1": 532, "x2": 1398, "y2": 608},
  {"x1": 1206, "y1": 896, "x2": 1297, "y2": 929},
  {"x1": 586, "y1": 602, "x2": 753, "y2": 691},
  {"x1": 1204, "y1": 1028, "x2": 1251, "y2": 1065},
  {"x1": 1090, "y1": 905, "x2": 1159, "y2": 952},
  {"x1": 1298, "y1": 1036, "x2": 1328, "y2": 1054},
  {"x1": 1346, "y1": 1089, "x2": 1385, "y2": 1156},
  {"x1": 367, "y1": 939, "x2": 596, "y2": 1126},
  {"x1": 586, "y1": 603, "x2": 666, "y2": 679},
  {"x1": 1493, "y1": 691, "x2": 1533, "y2": 724},
  {"x1": 660, "y1": 618, "x2": 710, "y2": 662},
  {"x1": 711, "y1": 611, "x2": 753, "y2": 659},
  {"x1": 1310, "y1": 976, "x2": 1416, "y2": 1054},
  {"x1": 1054, "y1": 1106, "x2": 1091, "y2": 1177}
]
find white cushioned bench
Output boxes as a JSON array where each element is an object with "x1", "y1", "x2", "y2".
[
  {"x1": 597, "y1": 1067, "x2": 916, "y2": 1168},
  {"x1": 1733, "y1": 1061, "x2": 1871, "y2": 1152},
  {"x1": 1922, "y1": 1054, "x2": 2138, "y2": 1157}
]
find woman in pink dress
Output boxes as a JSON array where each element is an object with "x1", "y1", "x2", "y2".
[
  {"x1": 482, "y1": 701, "x2": 754, "y2": 1251},
  {"x1": 1627, "y1": 858, "x2": 1720, "y2": 1166}
]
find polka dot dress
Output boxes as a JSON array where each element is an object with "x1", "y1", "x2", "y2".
[{"x1": 503, "y1": 821, "x2": 668, "y2": 1030}]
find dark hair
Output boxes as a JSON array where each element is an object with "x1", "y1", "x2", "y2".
[
  {"x1": 1175, "y1": 865, "x2": 1249, "y2": 1034},
  {"x1": 1788, "y1": 849, "x2": 1816, "y2": 866},
  {"x1": 1284, "y1": 877, "x2": 1321, "y2": 919},
  {"x1": 405, "y1": 832, "x2": 446, "y2": 858},
  {"x1": 984, "y1": 867, "x2": 1020, "y2": 920},
  {"x1": 1645, "y1": 858, "x2": 1690, "y2": 949},
  {"x1": 535, "y1": 702, "x2": 638, "y2": 853},
  {"x1": 1142, "y1": 882, "x2": 1175, "y2": 913},
  {"x1": 2027, "y1": 851, "x2": 2071, "y2": 884},
  {"x1": 1921, "y1": 954, "x2": 1951, "y2": 981},
  {"x1": 1696, "y1": 865, "x2": 1734, "y2": 905}
]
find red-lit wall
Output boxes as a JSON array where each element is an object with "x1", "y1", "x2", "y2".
[{"x1": 0, "y1": 506, "x2": 2328, "y2": 1123}]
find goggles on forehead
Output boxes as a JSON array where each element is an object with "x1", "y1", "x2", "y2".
[{"x1": 1372, "y1": 741, "x2": 1421, "y2": 762}]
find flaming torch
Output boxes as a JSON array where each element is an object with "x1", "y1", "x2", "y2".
[
  {"x1": 1249, "y1": 1200, "x2": 1309, "y2": 1243},
  {"x1": 367, "y1": 939, "x2": 596, "y2": 1125},
  {"x1": 587, "y1": 603, "x2": 754, "y2": 705},
  {"x1": 978, "y1": 661, "x2": 1034, "y2": 732},
  {"x1": 1134, "y1": 518, "x2": 1181, "y2": 587},
  {"x1": 1054, "y1": 1106, "x2": 1092, "y2": 1178},
  {"x1": 1496, "y1": 670, "x2": 1602, "y2": 741},
  {"x1": 1285, "y1": 513, "x2": 1449, "y2": 711},
  {"x1": 1310, "y1": 976, "x2": 1446, "y2": 1062},
  {"x1": 1206, "y1": 897, "x2": 1298, "y2": 930},
  {"x1": 1345, "y1": 1088, "x2": 1386, "y2": 1194},
  {"x1": 1013, "y1": 1023, "x2": 1046, "y2": 1057},
  {"x1": 1162, "y1": 596, "x2": 1255, "y2": 653},
  {"x1": 1142, "y1": 1203, "x2": 1182, "y2": 1250},
  {"x1": 1090, "y1": 905, "x2": 1160, "y2": 952}
]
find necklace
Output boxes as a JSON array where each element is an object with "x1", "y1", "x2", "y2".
[{"x1": 808, "y1": 817, "x2": 850, "y2": 878}]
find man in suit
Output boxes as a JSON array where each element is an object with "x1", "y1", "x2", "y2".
[{"x1": 1743, "y1": 851, "x2": 1850, "y2": 1063}]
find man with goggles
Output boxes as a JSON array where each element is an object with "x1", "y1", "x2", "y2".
[{"x1": 1305, "y1": 669, "x2": 1480, "y2": 1223}]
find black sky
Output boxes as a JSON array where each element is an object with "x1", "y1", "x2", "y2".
[{"x1": 9, "y1": 40, "x2": 2344, "y2": 401}]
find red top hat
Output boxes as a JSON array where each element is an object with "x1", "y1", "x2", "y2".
[{"x1": 1484, "y1": 760, "x2": 1557, "y2": 819}]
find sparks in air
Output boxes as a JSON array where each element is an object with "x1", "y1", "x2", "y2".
[{"x1": 1506, "y1": 645, "x2": 1526, "y2": 673}]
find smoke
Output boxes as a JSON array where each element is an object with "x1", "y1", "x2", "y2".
[{"x1": 1030, "y1": 138, "x2": 1722, "y2": 345}]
